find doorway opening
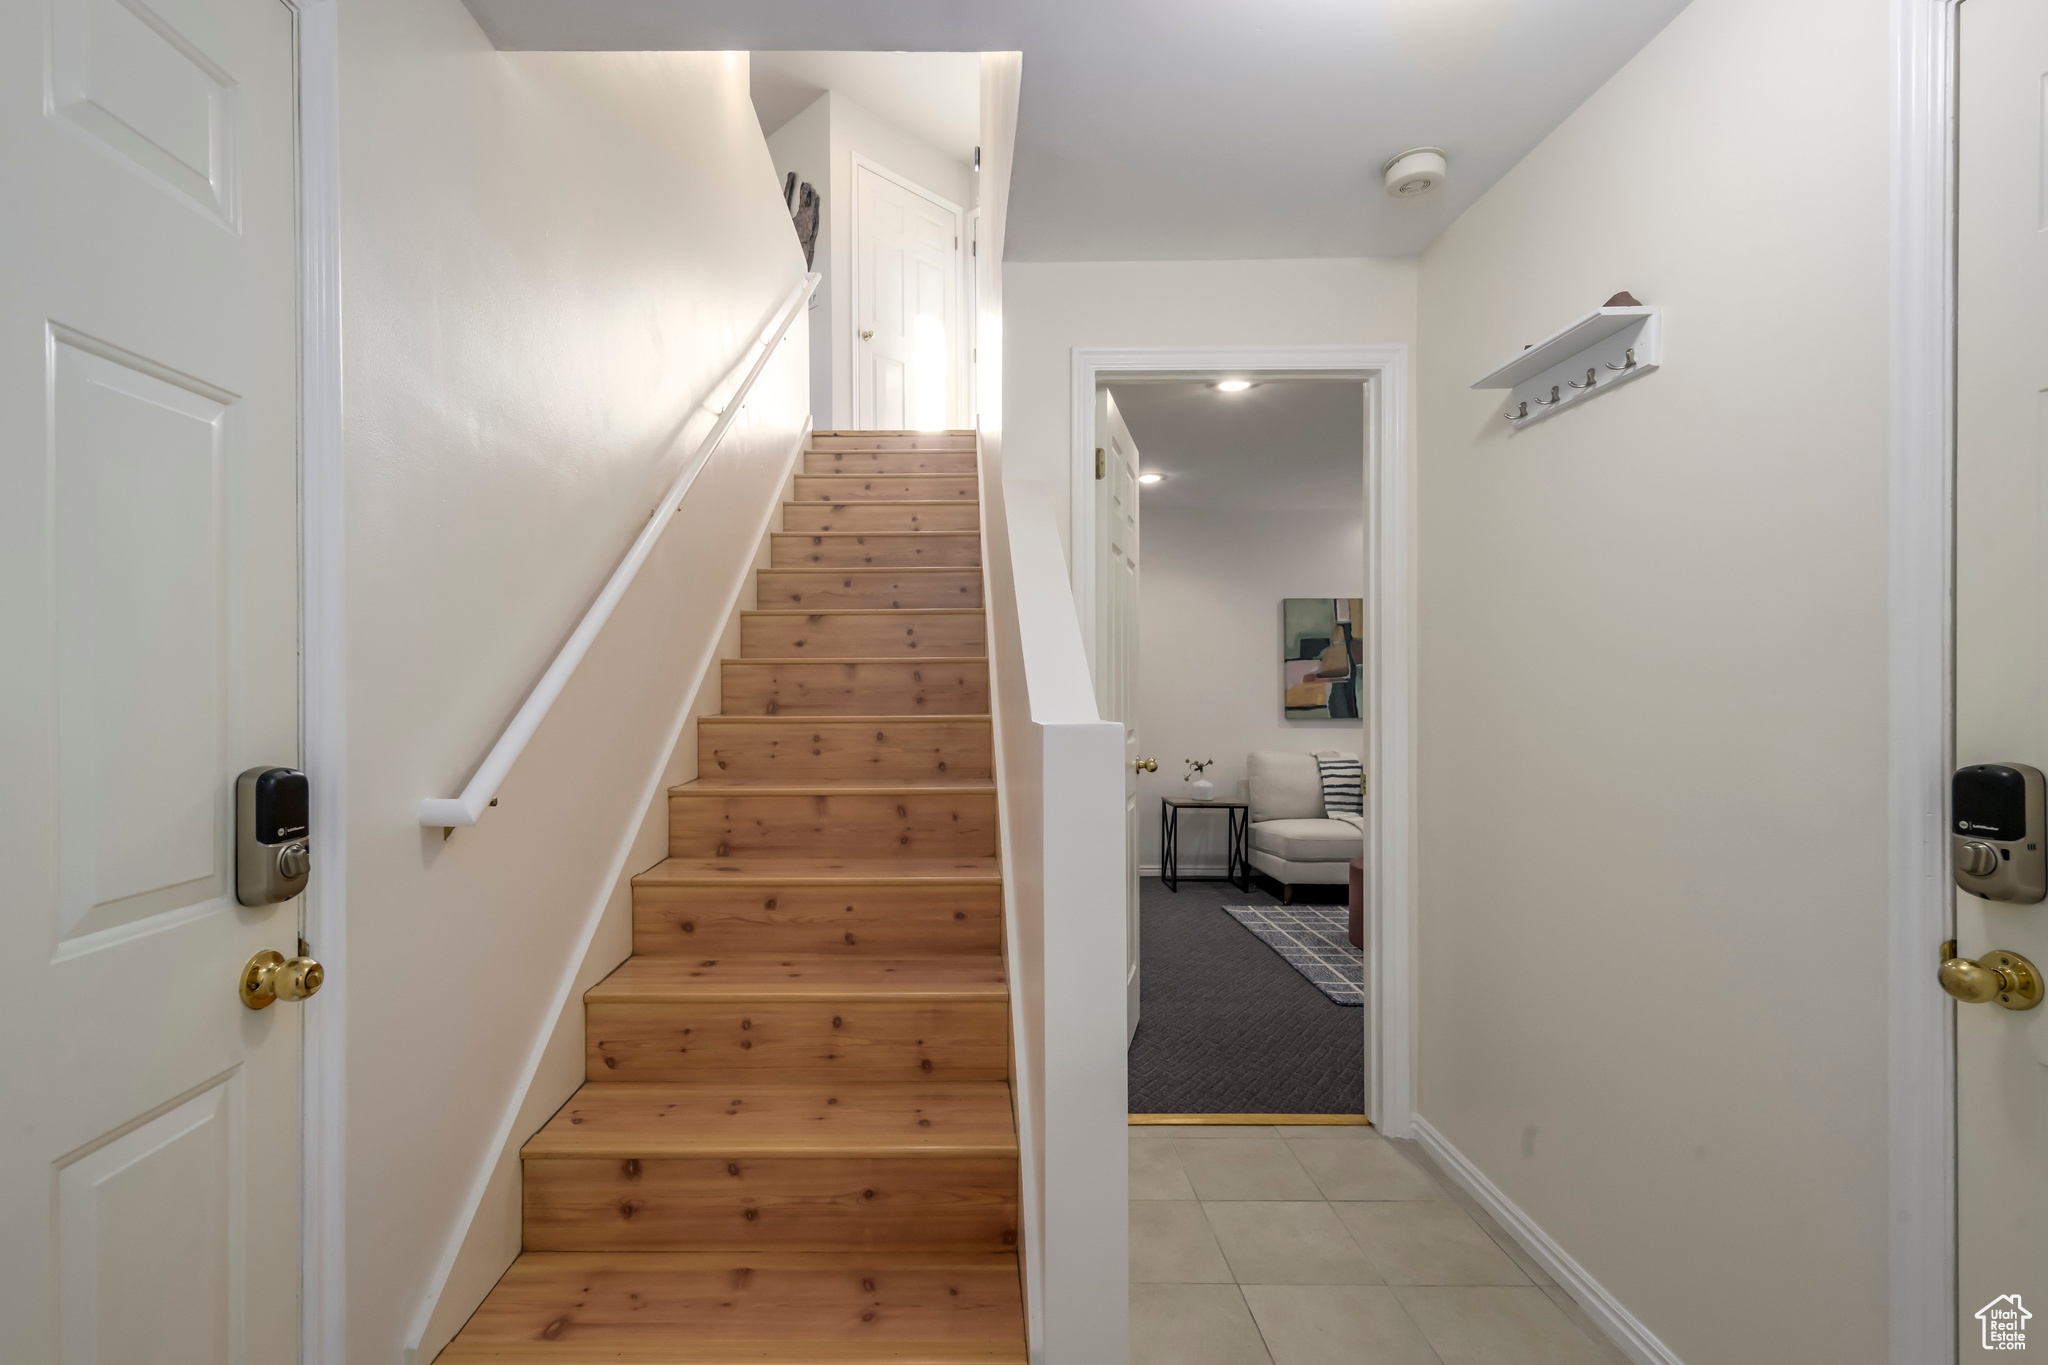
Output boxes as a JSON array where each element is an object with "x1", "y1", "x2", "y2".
[
  {"x1": 1095, "y1": 374, "x2": 1371, "y2": 1119},
  {"x1": 750, "y1": 53, "x2": 978, "y2": 430}
]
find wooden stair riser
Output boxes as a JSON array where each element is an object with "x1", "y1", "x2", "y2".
[
  {"x1": 436, "y1": 1252, "x2": 1027, "y2": 1362},
  {"x1": 698, "y1": 719, "x2": 993, "y2": 782},
  {"x1": 720, "y1": 659, "x2": 990, "y2": 716},
  {"x1": 781, "y1": 503, "x2": 978, "y2": 535},
  {"x1": 805, "y1": 450, "x2": 976, "y2": 476},
  {"x1": 741, "y1": 611, "x2": 986, "y2": 659},
  {"x1": 811, "y1": 432, "x2": 976, "y2": 452},
  {"x1": 669, "y1": 791, "x2": 998, "y2": 861},
  {"x1": 756, "y1": 569, "x2": 983, "y2": 611},
  {"x1": 586, "y1": 999, "x2": 1011, "y2": 1082},
  {"x1": 522, "y1": 1155, "x2": 1019, "y2": 1253},
  {"x1": 632, "y1": 883, "x2": 1004, "y2": 957},
  {"x1": 770, "y1": 533, "x2": 981, "y2": 569},
  {"x1": 794, "y1": 476, "x2": 977, "y2": 504}
]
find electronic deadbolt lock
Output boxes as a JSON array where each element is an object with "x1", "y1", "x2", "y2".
[
  {"x1": 236, "y1": 766, "x2": 309, "y2": 907},
  {"x1": 1952, "y1": 763, "x2": 2046, "y2": 903}
]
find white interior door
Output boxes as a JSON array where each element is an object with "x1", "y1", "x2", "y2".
[
  {"x1": 854, "y1": 160, "x2": 960, "y2": 432},
  {"x1": 1096, "y1": 390, "x2": 1143, "y2": 1044},
  {"x1": 1956, "y1": 0, "x2": 2048, "y2": 1351},
  {"x1": 0, "y1": 1, "x2": 305, "y2": 1359}
]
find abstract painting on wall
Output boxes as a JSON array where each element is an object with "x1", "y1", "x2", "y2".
[{"x1": 1283, "y1": 598, "x2": 1364, "y2": 720}]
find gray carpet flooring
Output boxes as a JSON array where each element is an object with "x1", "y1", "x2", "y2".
[{"x1": 1127, "y1": 874, "x2": 1365, "y2": 1115}]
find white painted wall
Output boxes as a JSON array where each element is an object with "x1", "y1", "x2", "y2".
[
  {"x1": 334, "y1": 5, "x2": 809, "y2": 1359},
  {"x1": 817, "y1": 91, "x2": 975, "y2": 428},
  {"x1": 1412, "y1": 0, "x2": 1890, "y2": 1359},
  {"x1": 999, "y1": 258, "x2": 1417, "y2": 564},
  {"x1": 765, "y1": 94, "x2": 831, "y2": 419},
  {"x1": 1136, "y1": 508, "x2": 1364, "y2": 872}
]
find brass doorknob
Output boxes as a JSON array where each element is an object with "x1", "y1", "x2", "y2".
[
  {"x1": 241, "y1": 949, "x2": 324, "y2": 1010},
  {"x1": 1939, "y1": 948, "x2": 2042, "y2": 1010},
  {"x1": 861, "y1": 330, "x2": 874, "y2": 340},
  {"x1": 1133, "y1": 757, "x2": 1157, "y2": 773}
]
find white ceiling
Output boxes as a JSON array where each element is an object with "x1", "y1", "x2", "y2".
[
  {"x1": 461, "y1": 0, "x2": 1695, "y2": 260},
  {"x1": 750, "y1": 52, "x2": 980, "y2": 162},
  {"x1": 1107, "y1": 380, "x2": 1364, "y2": 514}
]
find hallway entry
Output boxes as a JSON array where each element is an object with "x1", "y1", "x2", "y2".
[{"x1": 1089, "y1": 376, "x2": 1372, "y2": 1120}]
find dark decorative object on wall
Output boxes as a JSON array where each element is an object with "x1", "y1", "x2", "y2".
[
  {"x1": 791, "y1": 182, "x2": 820, "y2": 268},
  {"x1": 1282, "y1": 598, "x2": 1363, "y2": 720}
]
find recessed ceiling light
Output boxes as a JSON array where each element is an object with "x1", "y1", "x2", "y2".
[
  {"x1": 1138, "y1": 473, "x2": 1165, "y2": 484},
  {"x1": 1214, "y1": 380, "x2": 1252, "y2": 393}
]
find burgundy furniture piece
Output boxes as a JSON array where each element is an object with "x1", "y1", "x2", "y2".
[{"x1": 1348, "y1": 857, "x2": 1364, "y2": 948}]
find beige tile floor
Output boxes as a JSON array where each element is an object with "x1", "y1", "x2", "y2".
[{"x1": 1129, "y1": 1123, "x2": 1633, "y2": 1365}]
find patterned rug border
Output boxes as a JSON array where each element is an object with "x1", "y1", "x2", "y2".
[{"x1": 1221, "y1": 905, "x2": 1364, "y2": 1006}]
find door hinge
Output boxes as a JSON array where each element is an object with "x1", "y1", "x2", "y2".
[
  {"x1": 955, "y1": 235, "x2": 959, "y2": 249},
  {"x1": 972, "y1": 238, "x2": 977, "y2": 257},
  {"x1": 1096, "y1": 447, "x2": 1106, "y2": 480}
]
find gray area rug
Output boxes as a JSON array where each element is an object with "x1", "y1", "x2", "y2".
[
  {"x1": 1220, "y1": 905, "x2": 1364, "y2": 1006},
  {"x1": 1127, "y1": 876, "x2": 1364, "y2": 1115}
]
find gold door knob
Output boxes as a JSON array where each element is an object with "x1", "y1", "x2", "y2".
[
  {"x1": 241, "y1": 949, "x2": 325, "y2": 1010},
  {"x1": 1134, "y1": 757, "x2": 1157, "y2": 773},
  {"x1": 861, "y1": 330, "x2": 874, "y2": 340},
  {"x1": 1939, "y1": 948, "x2": 2042, "y2": 1010}
]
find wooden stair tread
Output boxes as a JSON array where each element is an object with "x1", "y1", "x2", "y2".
[
  {"x1": 524, "y1": 1082, "x2": 1018, "y2": 1158},
  {"x1": 635, "y1": 857, "x2": 1002, "y2": 886},
  {"x1": 701, "y1": 715, "x2": 991, "y2": 725},
  {"x1": 589, "y1": 955, "x2": 1008, "y2": 1002},
  {"x1": 785, "y1": 500, "x2": 973, "y2": 508},
  {"x1": 438, "y1": 1250, "x2": 1025, "y2": 1362},
  {"x1": 671, "y1": 780, "x2": 996, "y2": 796},
  {"x1": 726, "y1": 656, "x2": 987, "y2": 664},
  {"x1": 758, "y1": 567, "x2": 980, "y2": 576},
  {"x1": 742, "y1": 608, "x2": 985, "y2": 619}
]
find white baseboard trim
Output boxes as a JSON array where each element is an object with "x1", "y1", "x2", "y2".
[{"x1": 1410, "y1": 1116, "x2": 1683, "y2": 1365}]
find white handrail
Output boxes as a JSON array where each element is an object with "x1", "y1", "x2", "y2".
[{"x1": 418, "y1": 272, "x2": 820, "y2": 829}]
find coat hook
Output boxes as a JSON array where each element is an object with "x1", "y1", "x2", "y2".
[
  {"x1": 1503, "y1": 401, "x2": 1529, "y2": 421},
  {"x1": 1567, "y1": 367, "x2": 1597, "y2": 390},
  {"x1": 1605, "y1": 347, "x2": 1637, "y2": 372},
  {"x1": 1533, "y1": 385, "x2": 1563, "y2": 407}
]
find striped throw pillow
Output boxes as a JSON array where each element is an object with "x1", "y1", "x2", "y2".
[{"x1": 1315, "y1": 751, "x2": 1364, "y2": 816}]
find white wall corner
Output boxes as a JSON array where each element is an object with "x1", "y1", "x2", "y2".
[{"x1": 1411, "y1": 1117, "x2": 1684, "y2": 1365}]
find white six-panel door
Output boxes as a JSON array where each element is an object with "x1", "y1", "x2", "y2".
[
  {"x1": 1096, "y1": 390, "x2": 1143, "y2": 1044},
  {"x1": 0, "y1": 0, "x2": 304, "y2": 1359},
  {"x1": 1956, "y1": 0, "x2": 2048, "y2": 1350},
  {"x1": 853, "y1": 160, "x2": 960, "y2": 432}
]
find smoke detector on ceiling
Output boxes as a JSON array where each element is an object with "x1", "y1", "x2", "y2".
[{"x1": 1382, "y1": 147, "x2": 1448, "y2": 198}]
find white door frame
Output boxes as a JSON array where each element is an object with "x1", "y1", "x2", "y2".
[
  {"x1": 1891, "y1": 1, "x2": 1961, "y2": 1361},
  {"x1": 848, "y1": 152, "x2": 967, "y2": 429},
  {"x1": 1068, "y1": 345, "x2": 1412, "y2": 1138},
  {"x1": 286, "y1": 3, "x2": 346, "y2": 1362}
]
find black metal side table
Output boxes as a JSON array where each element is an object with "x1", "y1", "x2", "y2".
[{"x1": 1160, "y1": 797, "x2": 1250, "y2": 892}]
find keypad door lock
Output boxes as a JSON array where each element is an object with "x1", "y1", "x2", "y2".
[
  {"x1": 236, "y1": 766, "x2": 309, "y2": 907},
  {"x1": 1953, "y1": 763, "x2": 2047, "y2": 903}
]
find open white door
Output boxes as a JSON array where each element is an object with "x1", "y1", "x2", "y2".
[
  {"x1": 1955, "y1": 0, "x2": 2048, "y2": 1350},
  {"x1": 1096, "y1": 390, "x2": 1144, "y2": 1043},
  {"x1": 0, "y1": 2, "x2": 308, "y2": 1359},
  {"x1": 853, "y1": 159, "x2": 961, "y2": 431}
]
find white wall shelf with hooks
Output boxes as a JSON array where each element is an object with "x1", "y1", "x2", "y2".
[{"x1": 1473, "y1": 301, "x2": 1661, "y2": 429}]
